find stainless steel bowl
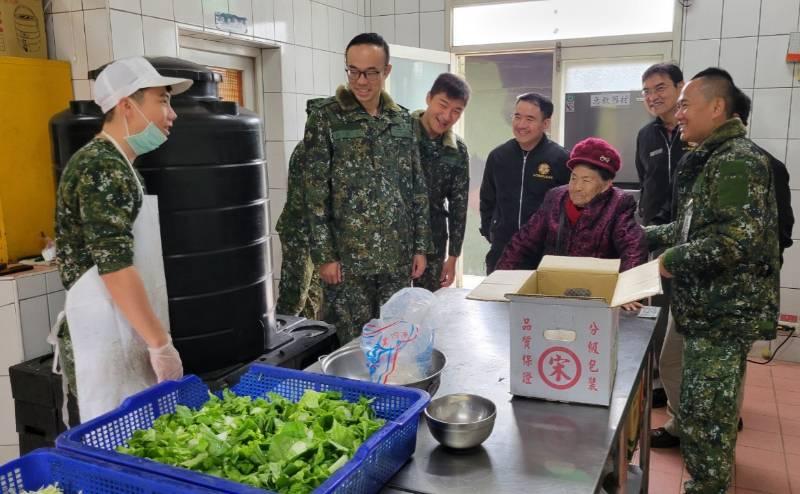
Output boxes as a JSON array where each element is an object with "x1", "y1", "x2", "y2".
[
  {"x1": 319, "y1": 346, "x2": 446, "y2": 396},
  {"x1": 424, "y1": 393, "x2": 497, "y2": 449}
]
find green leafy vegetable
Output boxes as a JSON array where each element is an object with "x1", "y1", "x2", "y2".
[
  {"x1": 22, "y1": 484, "x2": 67, "y2": 494},
  {"x1": 118, "y1": 390, "x2": 385, "y2": 494}
]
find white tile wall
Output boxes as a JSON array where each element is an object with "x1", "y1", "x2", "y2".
[
  {"x1": 229, "y1": 0, "x2": 254, "y2": 30},
  {"x1": 371, "y1": 14, "x2": 395, "y2": 43},
  {"x1": 751, "y1": 88, "x2": 792, "y2": 139},
  {"x1": 328, "y1": 8, "x2": 344, "y2": 52},
  {"x1": 781, "y1": 288, "x2": 800, "y2": 316},
  {"x1": 296, "y1": 93, "x2": 313, "y2": 135},
  {"x1": 282, "y1": 92, "x2": 299, "y2": 140},
  {"x1": 72, "y1": 79, "x2": 91, "y2": 100},
  {"x1": 790, "y1": 90, "x2": 800, "y2": 139},
  {"x1": 82, "y1": 0, "x2": 107, "y2": 9},
  {"x1": 420, "y1": 0, "x2": 444, "y2": 12},
  {"x1": 792, "y1": 190, "x2": 800, "y2": 239},
  {"x1": 266, "y1": 141, "x2": 289, "y2": 188},
  {"x1": 313, "y1": 49, "x2": 331, "y2": 95},
  {"x1": 84, "y1": 8, "x2": 112, "y2": 71},
  {"x1": 371, "y1": 0, "x2": 393, "y2": 16},
  {"x1": 786, "y1": 140, "x2": 800, "y2": 188},
  {"x1": 142, "y1": 0, "x2": 175, "y2": 20},
  {"x1": 683, "y1": 0, "x2": 723, "y2": 40},
  {"x1": 343, "y1": 11, "x2": 357, "y2": 45},
  {"x1": 395, "y1": 0, "x2": 419, "y2": 15},
  {"x1": 681, "y1": 39, "x2": 720, "y2": 79},
  {"x1": 719, "y1": 37, "x2": 757, "y2": 89},
  {"x1": 274, "y1": 0, "x2": 294, "y2": 42},
  {"x1": 330, "y1": 51, "x2": 344, "y2": 90},
  {"x1": 269, "y1": 188, "x2": 288, "y2": 232},
  {"x1": 52, "y1": 11, "x2": 88, "y2": 80},
  {"x1": 280, "y1": 43, "x2": 298, "y2": 93},
  {"x1": 721, "y1": 0, "x2": 760, "y2": 38},
  {"x1": 783, "y1": 244, "x2": 800, "y2": 288},
  {"x1": 759, "y1": 0, "x2": 800, "y2": 36},
  {"x1": 110, "y1": 9, "x2": 144, "y2": 58},
  {"x1": 109, "y1": 0, "x2": 140, "y2": 14},
  {"x1": 342, "y1": 0, "x2": 357, "y2": 14},
  {"x1": 420, "y1": 10, "x2": 444, "y2": 50},
  {"x1": 264, "y1": 92, "x2": 285, "y2": 140},
  {"x1": 143, "y1": 16, "x2": 179, "y2": 57},
  {"x1": 173, "y1": 0, "x2": 204, "y2": 26},
  {"x1": 395, "y1": 13, "x2": 419, "y2": 47},
  {"x1": 202, "y1": 0, "x2": 228, "y2": 30},
  {"x1": 293, "y1": 0, "x2": 313, "y2": 47},
  {"x1": 752, "y1": 138, "x2": 788, "y2": 162},
  {"x1": 253, "y1": 0, "x2": 276, "y2": 39},
  {"x1": 263, "y1": 46, "x2": 284, "y2": 92},
  {"x1": 754, "y1": 36, "x2": 795, "y2": 88},
  {"x1": 311, "y1": 2, "x2": 329, "y2": 50},
  {"x1": 295, "y1": 45, "x2": 315, "y2": 94}
]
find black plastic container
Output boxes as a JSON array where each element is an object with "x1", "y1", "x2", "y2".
[{"x1": 49, "y1": 57, "x2": 269, "y2": 373}]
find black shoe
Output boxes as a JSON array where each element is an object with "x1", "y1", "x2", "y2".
[
  {"x1": 650, "y1": 427, "x2": 680, "y2": 448},
  {"x1": 652, "y1": 388, "x2": 667, "y2": 408},
  {"x1": 738, "y1": 417, "x2": 743, "y2": 431}
]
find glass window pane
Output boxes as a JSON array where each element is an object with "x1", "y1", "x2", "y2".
[
  {"x1": 564, "y1": 59, "x2": 655, "y2": 93},
  {"x1": 460, "y1": 52, "x2": 554, "y2": 277},
  {"x1": 388, "y1": 57, "x2": 449, "y2": 110},
  {"x1": 453, "y1": 0, "x2": 674, "y2": 46}
]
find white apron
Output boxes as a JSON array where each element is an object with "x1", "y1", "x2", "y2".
[{"x1": 52, "y1": 133, "x2": 170, "y2": 423}]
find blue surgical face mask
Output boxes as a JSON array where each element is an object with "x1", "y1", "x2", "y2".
[{"x1": 124, "y1": 100, "x2": 167, "y2": 156}]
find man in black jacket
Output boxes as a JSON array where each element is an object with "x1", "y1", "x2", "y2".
[
  {"x1": 635, "y1": 63, "x2": 689, "y2": 226},
  {"x1": 479, "y1": 92, "x2": 569, "y2": 274}
]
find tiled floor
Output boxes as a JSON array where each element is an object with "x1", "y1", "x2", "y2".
[{"x1": 648, "y1": 360, "x2": 800, "y2": 494}]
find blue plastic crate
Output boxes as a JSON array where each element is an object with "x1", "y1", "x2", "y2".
[
  {"x1": 0, "y1": 448, "x2": 221, "y2": 493},
  {"x1": 56, "y1": 363, "x2": 429, "y2": 494}
]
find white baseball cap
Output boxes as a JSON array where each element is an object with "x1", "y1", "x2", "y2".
[{"x1": 93, "y1": 57, "x2": 193, "y2": 113}]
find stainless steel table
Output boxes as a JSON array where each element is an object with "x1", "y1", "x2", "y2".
[{"x1": 307, "y1": 288, "x2": 654, "y2": 494}]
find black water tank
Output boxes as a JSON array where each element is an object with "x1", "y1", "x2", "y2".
[{"x1": 49, "y1": 57, "x2": 268, "y2": 373}]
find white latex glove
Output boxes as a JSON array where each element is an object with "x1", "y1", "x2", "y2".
[{"x1": 148, "y1": 340, "x2": 184, "y2": 382}]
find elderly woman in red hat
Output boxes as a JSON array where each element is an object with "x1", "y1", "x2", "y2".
[{"x1": 495, "y1": 137, "x2": 647, "y2": 274}]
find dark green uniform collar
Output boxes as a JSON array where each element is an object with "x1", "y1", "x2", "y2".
[
  {"x1": 335, "y1": 85, "x2": 402, "y2": 114},
  {"x1": 411, "y1": 109, "x2": 458, "y2": 150},
  {"x1": 696, "y1": 117, "x2": 747, "y2": 154}
]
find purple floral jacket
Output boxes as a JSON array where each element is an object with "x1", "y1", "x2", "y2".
[{"x1": 495, "y1": 185, "x2": 647, "y2": 272}]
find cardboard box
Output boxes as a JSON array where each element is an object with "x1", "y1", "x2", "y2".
[
  {"x1": 505, "y1": 256, "x2": 662, "y2": 406},
  {"x1": 0, "y1": 0, "x2": 47, "y2": 59}
]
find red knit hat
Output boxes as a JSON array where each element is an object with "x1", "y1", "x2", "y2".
[{"x1": 566, "y1": 137, "x2": 621, "y2": 177}]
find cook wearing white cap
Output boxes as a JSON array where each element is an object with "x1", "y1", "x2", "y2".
[{"x1": 52, "y1": 57, "x2": 192, "y2": 422}]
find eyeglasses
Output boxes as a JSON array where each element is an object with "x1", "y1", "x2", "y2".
[
  {"x1": 641, "y1": 84, "x2": 671, "y2": 97},
  {"x1": 345, "y1": 66, "x2": 384, "y2": 82}
]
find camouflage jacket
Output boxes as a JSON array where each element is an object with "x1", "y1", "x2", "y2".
[
  {"x1": 56, "y1": 137, "x2": 143, "y2": 289},
  {"x1": 646, "y1": 119, "x2": 780, "y2": 341},
  {"x1": 275, "y1": 141, "x2": 308, "y2": 245},
  {"x1": 303, "y1": 86, "x2": 432, "y2": 274},
  {"x1": 411, "y1": 110, "x2": 470, "y2": 259}
]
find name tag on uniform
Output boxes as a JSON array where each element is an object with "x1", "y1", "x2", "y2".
[{"x1": 649, "y1": 148, "x2": 664, "y2": 157}]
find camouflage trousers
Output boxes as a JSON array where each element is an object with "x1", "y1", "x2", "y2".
[
  {"x1": 414, "y1": 255, "x2": 444, "y2": 293},
  {"x1": 275, "y1": 244, "x2": 323, "y2": 319},
  {"x1": 57, "y1": 321, "x2": 78, "y2": 398},
  {"x1": 679, "y1": 334, "x2": 749, "y2": 494},
  {"x1": 322, "y1": 271, "x2": 410, "y2": 345}
]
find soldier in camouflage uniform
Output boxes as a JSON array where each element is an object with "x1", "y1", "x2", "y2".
[
  {"x1": 304, "y1": 33, "x2": 431, "y2": 344},
  {"x1": 275, "y1": 142, "x2": 323, "y2": 318},
  {"x1": 646, "y1": 70, "x2": 779, "y2": 494},
  {"x1": 55, "y1": 58, "x2": 189, "y2": 409},
  {"x1": 411, "y1": 73, "x2": 471, "y2": 292}
]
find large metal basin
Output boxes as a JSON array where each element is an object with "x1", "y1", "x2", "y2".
[{"x1": 320, "y1": 346, "x2": 446, "y2": 396}]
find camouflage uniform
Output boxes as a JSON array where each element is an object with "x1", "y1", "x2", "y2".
[
  {"x1": 304, "y1": 86, "x2": 431, "y2": 343},
  {"x1": 646, "y1": 119, "x2": 779, "y2": 494},
  {"x1": 275, "y1": 142, "x2": 323, "y2": 319},
  {"x1": 55, "y1": 137, "x2": 144, "y2": 396},
  {"x1": 410, "y1": 110, "x2": 469, "y2": 292}
]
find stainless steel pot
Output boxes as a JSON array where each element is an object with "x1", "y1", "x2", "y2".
[{"x1": 319, "y1": 346, "x2": 446, "y2": 396}]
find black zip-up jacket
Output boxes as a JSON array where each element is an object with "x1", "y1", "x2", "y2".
[
  {"x1": 479, "y1": 136, "x2": 569, "y2": 246},
  {"x1": 635, "y1": 118, "x2": 688, "y2": 225}
]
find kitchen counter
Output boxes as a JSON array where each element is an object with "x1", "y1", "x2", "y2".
[{"x1": 306, "y1": 288, "x2": 655, "y2": 493}]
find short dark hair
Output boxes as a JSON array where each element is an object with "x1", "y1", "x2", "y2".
[
  {"x1": 732, "y1": 87, "x2": 752, "y2": 126},
  {"x1": 642, "y1": 63, "x2": 684, "y2": 85},
  {"x1": 429, "y1": 73, "x2": 471, "y2": 104},
  {"x1": 515, "y1": 92, "x2": 554, "y2": 119},
  {"x1": 103, "y1": 88, "x2": 145, "y2": 123},
  {"x1": 691, "y1": 67, "x2": 736, "y2": 119},
  {"x1": 346, "y1": 33, "x2": 390, "y2": 65}
]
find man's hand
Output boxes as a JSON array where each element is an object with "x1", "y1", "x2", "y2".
[
  {"x1": 621, "y1": 301, "x2": 644, "y2": 312},
  {"x1": 411, "y1": 254, "x2": 427, "y2": 279},
  {"x1": 658, "y1": 254, "x2": 673, "y2": 279},
  {"x1": 320, "y1": 261, "x2": 343, "y2": 284},
  {"x1": 440, "y1": 256, "x2": 457, "y2": 287}
]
